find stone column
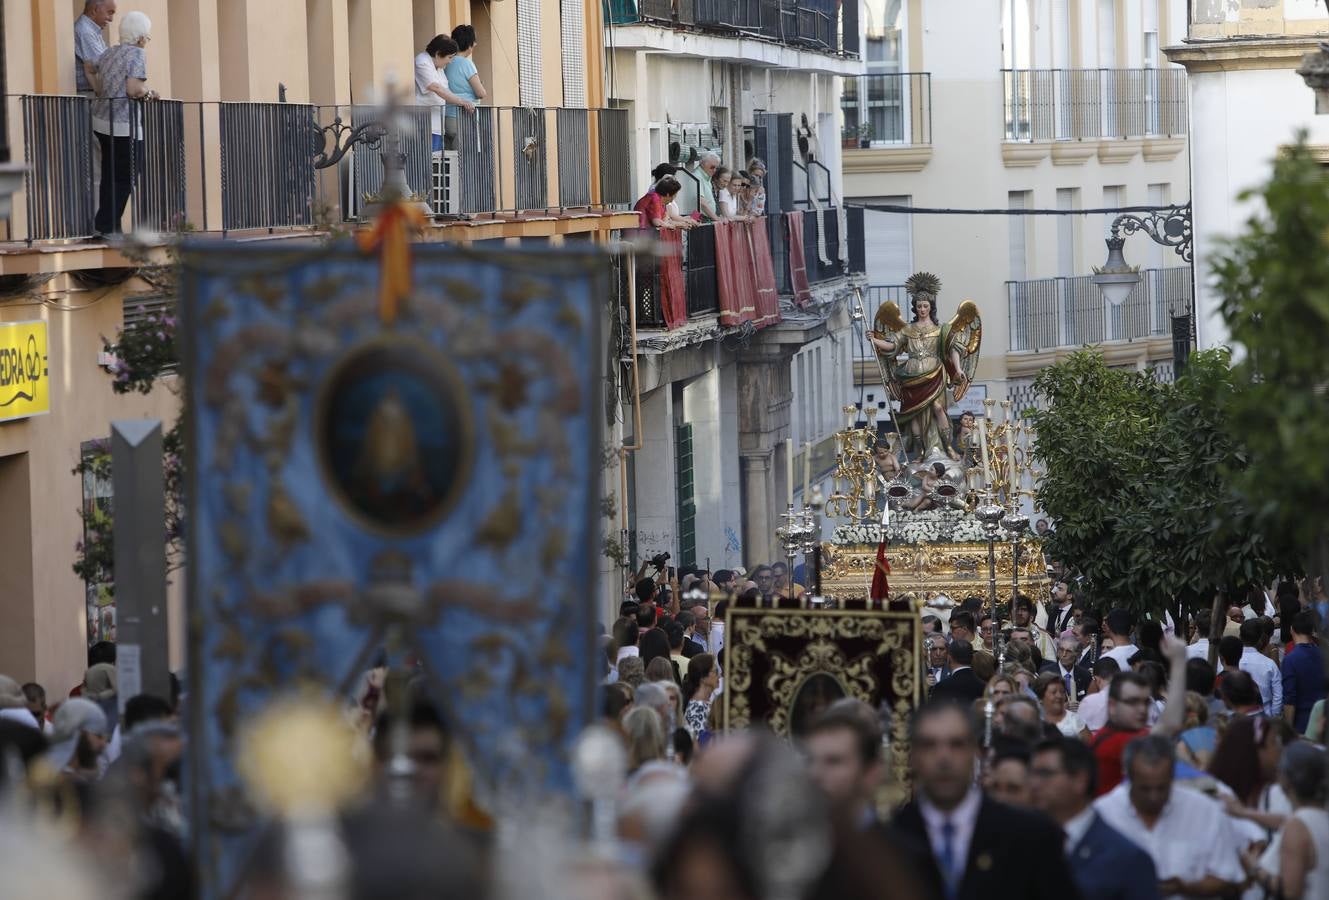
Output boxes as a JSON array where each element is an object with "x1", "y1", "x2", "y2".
[{"x1": 737, "y1": 342, "x2": 798, "y2": 567}]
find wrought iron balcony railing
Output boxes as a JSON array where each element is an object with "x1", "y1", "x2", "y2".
[
  {"x1": 840, "y1": 73, "x2": 932, "y2": 146},
  {"x1": 4, "y1": 94, "x2": 632, "y2": 243},
  {"x1": 1007, "y1": 267, "x2": 1191, "y2": 352},
  {"x1": 1002, "y1": 68, "x2": 1187, "y2": 142},
  {"x1": 605, "y1": 0, "x2": 856, "y2": 55}
]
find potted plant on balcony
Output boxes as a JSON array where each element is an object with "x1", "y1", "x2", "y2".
[
  {"x1": 841, "y1": 124, "x2": 859, "y2": 150},
  {"x1": 858, "y1": 123, "x2": 873, "y2": 149}
]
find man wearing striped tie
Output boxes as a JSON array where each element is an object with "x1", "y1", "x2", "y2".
[{"x1": 1040, "y1": 636, "x2": 1092, "y2": 702}]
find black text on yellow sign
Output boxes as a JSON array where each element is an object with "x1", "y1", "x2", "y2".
[{"x1": 0, "y1": 321, "x2": 50, "y2": 422}]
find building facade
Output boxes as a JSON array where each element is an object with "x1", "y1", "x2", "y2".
[
  {"x1": 843, "y1": 0, "x2": 1192, "y2": 418},
  {"x1": 603, "y1": 2, "x2": 866, "y2": 603},
  {"x1": 1166, "y1": 0, "x2": 1329, "y2": 351},
  {"x1": 0, "y1": 0, "x2": 636, "y2": 694}
]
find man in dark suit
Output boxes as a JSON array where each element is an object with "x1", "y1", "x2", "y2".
[
  {"x1": 1038, "y1": 635, "x2": 1092, "y2": 701},
  {"x1": 804, "y1": 701, "x2": 942, "y2": 899},
  {"x1": 1028, "y1": 736, "x2": 1160, "y2": 900},
  {"x1": 1047, "y1": 580, "x2": 1077, "y2": 637},
  {"x1": 928, "y1": 640, "x2": 984, "y2": 706},
  {"x1": 895, "y1": 703, "x2": 1081, "y2": 900}
]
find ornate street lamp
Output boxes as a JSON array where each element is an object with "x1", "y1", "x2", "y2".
[{"x1": 1093, "y1": 203, "x2": 1194, "y2": 368}]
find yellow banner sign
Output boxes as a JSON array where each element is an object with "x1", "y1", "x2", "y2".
[{"x1": 0, "y1": 321, "x2": 50, "y2": 422}]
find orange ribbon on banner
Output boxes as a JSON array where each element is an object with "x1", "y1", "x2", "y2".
[{"x1": 356, "y1": 201, "x2": 426, "y2": 325}]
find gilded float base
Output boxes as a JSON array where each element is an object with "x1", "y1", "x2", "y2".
[{"x1": 823, "y1": 541, "x2": 1052, "y2": 612}]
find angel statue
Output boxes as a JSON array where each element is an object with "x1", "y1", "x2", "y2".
[{"x1": 865, "y1": 272, "x2": 982, "y2": 460}]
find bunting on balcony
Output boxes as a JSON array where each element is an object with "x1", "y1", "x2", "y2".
[
  {"x1": 787, "y1": 211, "x2": 813, "y2": 308},
  {"x1": 714, "y1": 221, "x2": 755, "y2": 327},
  {"x1": 749, "y1": 222, "x2": 781, "y2": 327},
  {"x1": 658, "y1": 229, "x2": 688, "y2": 330}
]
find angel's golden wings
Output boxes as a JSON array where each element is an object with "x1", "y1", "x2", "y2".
[{"x1": 873, "y1": 301, "x2": 906, "y2": 335}]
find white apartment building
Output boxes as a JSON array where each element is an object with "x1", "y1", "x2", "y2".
[
  {"x1": 1167, "y1": 0, "x2": 1329, "y2": 351},
  {"x1": 602, "y1": 2, "x2": 866, "y2": 601},
  {"x1": 844, "y1": 0, "x2": 1192, "y2": 415}
]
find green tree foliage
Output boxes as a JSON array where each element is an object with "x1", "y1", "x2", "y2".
[
  {"x1": 1028, "y1": 350, "x2": 1286, "y2": 619},
  {"x1": 1212, "y1": 135, "x2": 1329, "y2": 580}
]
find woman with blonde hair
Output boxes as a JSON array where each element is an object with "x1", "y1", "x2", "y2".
[
  {"x1": 1176, "y1": 690, "x2": 1218, "y2": 770},
  {"x1": 984, "y1": 674, "x2": 1019, "y2": 703}
]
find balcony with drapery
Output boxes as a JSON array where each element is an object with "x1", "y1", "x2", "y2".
[{"x1": 622, "y1": 206, "x2": 863, "y2": 331}]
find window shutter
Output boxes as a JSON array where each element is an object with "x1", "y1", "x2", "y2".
[
  {"x1": 560, "y1": 0, "x2": 587, "y2": 107},
  {"x1": 517, "y1": 0, "x2": 544, "y2": 108}
]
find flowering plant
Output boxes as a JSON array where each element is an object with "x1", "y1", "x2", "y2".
[
  {"x1": 832, "y1": 508, "x2": 989, "y2": 546},
  {"x1": 103, "y1": 304, "x2": 177, "y2": 394}
]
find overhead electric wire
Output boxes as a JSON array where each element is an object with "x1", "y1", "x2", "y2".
[{"x1": 846, "y1": 201, "x2": 1189, "y2": 217}]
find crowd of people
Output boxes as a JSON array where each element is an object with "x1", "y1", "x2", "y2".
[
  {"x1": 598, "y1": 564, "x2": 1329, "y2": 900},
  {"x1": 2, "y1": 555, "x2": 1328, "y2": 899},
  {"x1": 635, "y1": 155, "x2": 770, "y2": 231}
]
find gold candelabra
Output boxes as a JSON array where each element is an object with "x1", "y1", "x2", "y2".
[
  {"x1": 975, "y1": 398, "x2": 1041, "y2": 509},
  {"x1": 826, "y1": 405, "x2": 883, "y2": 521}
]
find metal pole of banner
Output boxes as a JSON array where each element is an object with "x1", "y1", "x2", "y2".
[{"x1": 112, "y1": 419, "x2": 171, "y2": 710}]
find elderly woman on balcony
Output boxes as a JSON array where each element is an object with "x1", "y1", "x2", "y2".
[
  {"x1": 92, "y1": 10, "x2": 156, "y2": 236},
  {"x1": 635, "y1": 175, "x2": 683, "y2": 231}
]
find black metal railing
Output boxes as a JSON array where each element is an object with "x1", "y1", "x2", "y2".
[
  {"x1": 1002, "y1": 68, "x2": 1187, "y2": 142},
  {"x1": 219, "y1": 101, "x2": 318, "y2": 231},
  {"x1": 7, "y1": 95, "x2": 632, "y2": 242},
  {"x1": 20, "y1": 94, "x2": 95, "y2": 240},
  {"x1": 801, "y1": 208, "x2": 841, "y2": 283},
  {"x1": 598, "y1": 107, "x2": 633, "y2": 206},
  {"x1": 840, "y1": 73, "x2": 932, "y2": 146},
  {"x1": 1006, "y1": 266, "x2": 1192, "y2": 352},
  {"x1": 608, "y1": 0, "x2": 855, "y2": 55},
  {"x1": 17, "y1": 94, "x2": 186, "y2": 241},
  {"x1": 854, "y1": 284, "x2": 907, "y2": 361},
  {"x1": 685, "y1": 222, "x2": 719, "y2": 316}
]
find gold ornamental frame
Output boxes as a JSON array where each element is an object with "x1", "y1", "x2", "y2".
[
  {"x1": 822, "y1": 540, "x2": 1051, "y2": 610},
  {"x1": 722, "y1": 607, "x2": 921, "y2": 790}
]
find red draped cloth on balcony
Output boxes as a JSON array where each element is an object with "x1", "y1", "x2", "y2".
[
  {"x1": 656, "y1": 229, "x2": 687, "y2": 330},
  {"x1": 748, "y1": 220, "x2": 781, "y2": 327},
  {"x1": 786, "y1": 210, "x2": 813, "y2": 308},
  {"x1": 634, "y1": 191, "x2": 687, "y2": 329},
  {"x1": 714, "y1": 220, "x2": 755, "y2": 327}
]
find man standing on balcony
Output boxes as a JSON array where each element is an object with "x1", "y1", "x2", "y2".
[
  {"x1": 76, "y1": 1, "x2": 115, "y2": 206},
  {"x1": 75, "y1": 1, "x2": 114, "y2": 96},
  {"x1": 696, "y1": 152, "x2": 720, "y2": 222}
]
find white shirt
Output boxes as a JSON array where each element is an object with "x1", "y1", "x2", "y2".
[
  {"x1": 615, "y1": 645, "x2": 639, "y2": 666},
  {"x1": 413, "y1": 51, "x2": 447, "y2": 135},
  {"x1": 1239, "y1": 646, "x2": 1282, "y2": 718},
  {"x1": 1049, "y1": 603, "x2": 1075, "y2": 636},
  {"x1": 1062, "y1": 805, "x2": 1096, "y2": 854},
  {"x1": 1052, "y1": 709, "x2": 1087, "y2": 737},
  {"x1": 1103, "y1": 643, "x2": 1138, "y2": 669},
  {"x1": 918, "y1": 783, "x2": 982, "y2": 890},
  {"x1": 1078, "y1": 689, "x2": 1109, "y2": 732},
  {"x1": 1186, "y1": 638, "x2": 1211, "y2": 661},
  {"x1": 709, "y1": 622, "x2": 725, "y2": 655},
  {"x1": 718, "y1": 188, "x2": 737, "y2": 218},
  {"x1": 1094, "y1": 783, "x2": 1245, "y2": 899}
]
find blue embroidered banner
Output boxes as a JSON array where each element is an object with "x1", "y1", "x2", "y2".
[{"x1": 181, "y1": 242, "x2": 605, "y2": 896}]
